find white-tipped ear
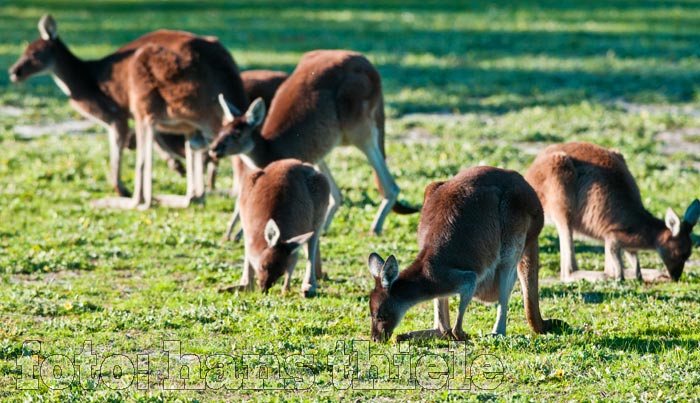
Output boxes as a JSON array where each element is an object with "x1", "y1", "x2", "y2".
[
  {"x1": 683, "y1": 199, "x2": 700, "y2": 226},
  {"x1": 264, "y1": 219, "x2": 281, "y2": 247},
  {"x1": 284, "y1": 231, "x2": 314, "y2": 253},
  {"x1": 38, "y1": 15, "x2": 57, "y2": 40},
  {"x1": 368, "y1": 253, "x2": 385, "y2": 278},
  {"x1": 218, "y1": 94, "x2": 241, "y2": 123},
  {"x1": 380, "y1": 255, "x2": 399, "y2": 289},
  {"x1": 665, "y1": 208, "x2": 681, "y2": 236},
  {"x1": 245, "y1": 97, "x2": 266, "y2": 128}
]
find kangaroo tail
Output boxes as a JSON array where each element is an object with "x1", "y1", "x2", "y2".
[{"x1": 518, "y1": 237, "x2": 567, "y2": 334}]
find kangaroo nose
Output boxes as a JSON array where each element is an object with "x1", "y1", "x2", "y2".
[
  {"x1": 208, "y1": 149, "x2": 220, "y2": 162},
  {"x1": 8, "y1": 66, "x2": 21, "y2": 82}
]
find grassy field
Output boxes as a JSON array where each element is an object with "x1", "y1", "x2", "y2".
[{"x1": 2, "y1": 0, "x2": 700, "y2": 401}]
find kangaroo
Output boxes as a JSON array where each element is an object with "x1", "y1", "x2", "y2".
[
  {"x1": 367, "y1": 166, "x2": 564, "y2": 342},
  {"x1": 210, "y1": 50, "x2": 419, "y2": 236},
  {"x1": 222, "y1": 159, "x2": 329, "y2": 297},
  {"x1": 240, "y1": 70, "x2": 289, "y2": 107},
  {"x1": 155, "y1": 69, "x2": 289, "y2": 193},
  {"x1": 9, "y1": 15, "x2": 249, "y2": 208},
  {"x1": 525, "y1": 141, "x2": 700, "y2": 282}
]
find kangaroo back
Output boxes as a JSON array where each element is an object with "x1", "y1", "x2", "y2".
[{"x1": 238, "y1": 159, "x2": 330, "y2": 296}]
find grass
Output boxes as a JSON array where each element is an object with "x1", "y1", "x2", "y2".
[{"x1": 2, "y1": 0, "x2": 700, "y2": 401}]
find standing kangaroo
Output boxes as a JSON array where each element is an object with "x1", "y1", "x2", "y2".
[
  {"x1": 525, "y1": 141, "x2": 700, "y2": 282},
  {"x1": 9, "y1": 15, "x2": 248, "y2": 208},
  {"x1": 240, "y1": 70, "x2": 289, "y2": 107},
  {"x1": 210, "y1": 50, "x2": 419, "y2": 236},
  {"x1": 367, "y1": 166, "x2": 564, "y2": 342},
  {"x1": 157, "y1": 69, "x2": 289, "y2": 193},
  {"x1": 228, "y1": 159, "x2": 329, "y2": 297}
]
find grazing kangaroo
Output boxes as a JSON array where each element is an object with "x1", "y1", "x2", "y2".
[
  {"x1": 210, "y1": 50, "x2": 419, "y2": 236},
  {"x1": 225, "y1": 159, "x2": 329, "y2": 297},
  {"x1": 9, "y1": 15, "x2": 248, "y2": 208},
  {"x1": 525, "y1": 141, "x2": 700, "y2": 282},
  {"x1": 367, "y1": 166, "x2": 564, "y2": 342}
]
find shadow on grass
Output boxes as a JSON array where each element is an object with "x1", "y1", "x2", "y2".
[
  {"x1": 3, "y1": 0, "x2": 700, "y2": 113},
  {"x1": 10, "y1": 0, "x2": 700, "y2": 16},
  {"x1": 540, "y1": 235, "x2": 605, "y2": 255},
  {"x1": 584, "y1": 336, "x2": 698, "y2": 354},
  {"x1": 540, "y1": 285, "x2": 700, "y2": 305}
]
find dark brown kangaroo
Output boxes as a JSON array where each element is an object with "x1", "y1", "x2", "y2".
[
  {"x1": 157, "y1": 69, "x2": 289, "y2": 193},
  {"x1": 229, "y1": 159, "x2": 329, "y2": 298},
  {"x1": 9, "y1": 15, "x2": 248, "y2": 209},
  {"x1": 367, "y1": 166, "x2": 564, "y2": 342}
]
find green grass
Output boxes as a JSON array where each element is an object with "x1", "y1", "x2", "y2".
[{"x1": 2, "y1": 1, "x2": 700, "y2": 402}]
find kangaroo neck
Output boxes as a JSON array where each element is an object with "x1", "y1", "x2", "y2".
[
  {"x1": 49, "y1": 39, "x2": 99, "y2": 100},
  {"x1": 245, "y1": 129, "x2": 280, "y2": 168},
  {"x1": 389, "y1": 259, "x2": 437, "y2": 305},
  {"x1": 615, "y1": 210, "x2": 668, "y2": 250}
]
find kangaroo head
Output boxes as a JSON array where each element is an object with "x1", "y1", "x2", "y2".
[
  {"x1": 209, "y1": 96, "x2": 266, "y2": 161},
  {"x1": 658, "y1": 199, "x2": 700, "y2": 281},
  {"x1": 367, "y1": 252, "x2": 402, "y2": 342},
  {"x1": 257, "y1": 219, "x2": 313, "y2": 292},
  {"x1": 9, "y1": 15, "x2": 61, "y2": 83}
]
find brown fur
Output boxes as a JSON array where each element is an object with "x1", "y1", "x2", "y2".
[
  {"x1": 210, "y1": 50, "x2": 419, "y2": 236},
  {"x1": 158, "y1": 69, "x2": 289, "y2": 191},
  {"x1": 240, "y1": 70, "x2": 289, "y2": 106},
  {"x1": 367, "y1": 166, "x2": 563, "y2": 342},
  {"x1": 238, "y1": 159, "x2": 330, "y2": 296},
  {"x1": 525, "y1": 141, "x2": 699, "y2": 281},
  {"x1": 10, "y1": 15, "x2": 248, "y2": 205}
]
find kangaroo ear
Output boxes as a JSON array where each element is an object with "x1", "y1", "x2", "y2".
[
  {"x1": 218, "y1": 94, "x2": 241, "y2": 123},
  {"x1": 423, "y1": 181, "x2": 445, "y2": 204},
  {"x1": 368, "y1": 252, "x2": 385, "y2": 278},
  {"x1": 38, "y1": 15, "x2": 58, "y2": 40},
  {"x1": 380, "y1": 255, "x2": 399, "y2": 289},
  {"x1": 264, "y1": 219, "x2": 281, "y2": 247},
  {"x1": 683, "y1": 199, "x2": 700, "y2": 227},
  {"x1": 245, "y1": 97, "x2": 266, "y2": 128},
  {"x1": 665, "y1": 208, "x2": 681, "y2": 236},
  {"x1": 284, "y1": 231, "x2": 314, "y2": 253}
]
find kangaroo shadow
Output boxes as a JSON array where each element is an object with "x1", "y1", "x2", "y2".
[
  {"x1": 539, "y1": 235, "x2": 605, "y2": 255},
  {"x1": 577, "y1": 336, "x2": 699, "y2": 354},
  {"x1": 538, "y1": 288, "x2": 629, "y2": 304}
]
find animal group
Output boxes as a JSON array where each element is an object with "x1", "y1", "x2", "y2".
[{"x1": 10, "y1": 15, "x2": 700, "y2": 343}]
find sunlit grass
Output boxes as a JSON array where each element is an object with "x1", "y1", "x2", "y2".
[{"x1": 2, "y1": 0, "x2": 700, "y2": 402}]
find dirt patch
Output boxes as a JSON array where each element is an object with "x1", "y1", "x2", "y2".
[
  {"x1": 0, "y1": 105, "x2": 24, "y2": 117},
  {"x1": 513, "y1": 141, "x2": 546, "y2": 156},
  {"x1": 394, "y1": 127, "x2": 441, "y2": 145},
  {"x1": 613, "y1": 100, "x2": 700, "y2": 118},
  {"x1": 655, "y1": 127, "x2": 700, "y2": 156},
  {"x1": 13, "y1": 119, "x2": 97, "y2": 138},
  {"x1": 614, "y1": 100, "x2": 700, "y2": 163},
  {"x1": 11, "y1": 270, "x2": 81, "y2": 286}
]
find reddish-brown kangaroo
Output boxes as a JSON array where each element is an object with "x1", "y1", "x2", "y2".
[
  {"x1": 226, "y1": 159, "x2": 330, "y2": 297},
  {"x1": 9, "y1": 15, "x2": 249, "y2": 209},
  {"x1": 240, "y1": 70, "x2": 289, "y2": 106},
  {"x1": 367, "y1": 166, "x2": 564, "y2": 342},
  {"x1": 525, "y1": 141, "x2": 700, "y2": 282},
  {"x1": 210, "y1": 50, "x2": 419, "y2": 236},
  {"x1": 161, "y1": 69, "x2": 289, "y2": 193}
]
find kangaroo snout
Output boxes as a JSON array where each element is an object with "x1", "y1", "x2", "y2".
[
  {"x1": 207, "y1": 148, "x2": 221, "y2": 162},
  {"x1": 8, "y1": 64, "x2": 23, "y2": 82}
]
